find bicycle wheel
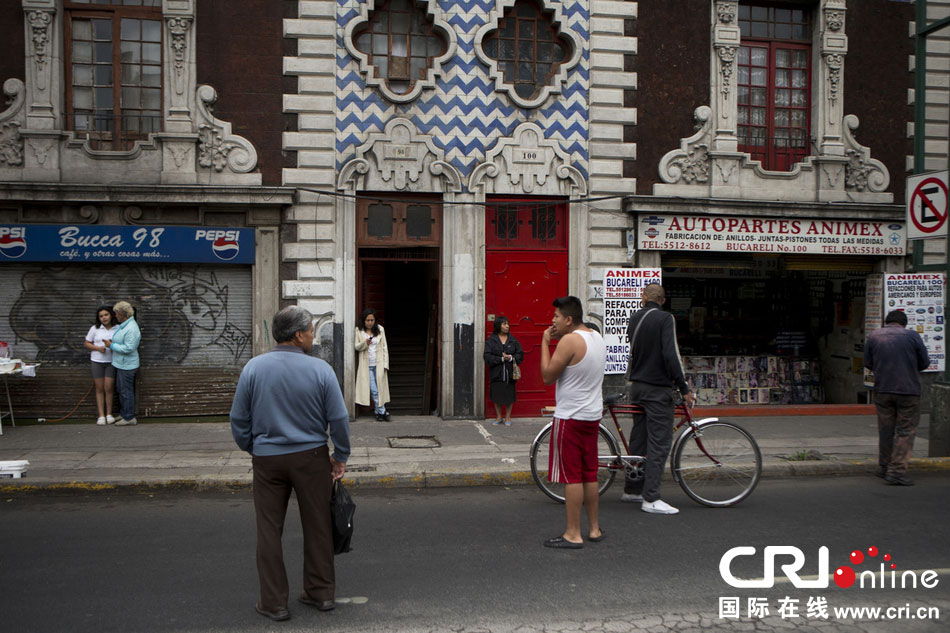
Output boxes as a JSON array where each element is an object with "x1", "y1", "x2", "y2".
[
  {"x1": 671, "y1": 421, "x2": 761, "y2": 507},
  {"x1": 529, "y1": 423, "x2": 621, "y2": 503}
]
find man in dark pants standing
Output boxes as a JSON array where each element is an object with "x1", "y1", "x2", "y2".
[
  {"x1": 863, "y1": 309, "x2": 930, "y2": 486},
  {"x1": 622, "y1": 283, "x2": 695, "y2": 514},
  {"x1": 230, "y1": 306, "x2": 351, "y2": 621}
]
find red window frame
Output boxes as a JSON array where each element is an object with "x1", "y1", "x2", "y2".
[
  {"x1": 64, "y1": 0, "x2": 164, "y2": 151},
  {"x1": 737, "y1": 41, "x2": 811, "y2": 172},
  {"x1": 486, "y1": 198, "x2": 567, "y2": 250}
]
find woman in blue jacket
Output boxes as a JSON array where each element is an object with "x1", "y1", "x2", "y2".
[{"x1": 104, "y1": 300, "x2": 142, "y2": 426}]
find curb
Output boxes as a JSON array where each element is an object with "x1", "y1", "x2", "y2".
[{"x1": 3, "y1": 457, "x2": 949, "y2": 496}]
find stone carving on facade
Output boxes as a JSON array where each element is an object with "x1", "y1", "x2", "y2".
[
  {"x1": 842, "y1": 114, "x2": 888, "y2": 193},
  {"x1": 824, "y1": 53, "x2": 843, "y2": 107},
  {"x1": 195, "y1": 85, "x2": 258, "y2": 174},
  {"x1": 474, "y1": 0, "x2": 584, "y2": 109},
  {"x1": 658, "y1": 106, "x2": 713, "y2": 185},
  {"x1": 0, "y1": 79, "x2": 25, "y2": 167},
  {"x1": 27, "y1": 138, "x2": 53, "y2": 166},
  {"x1": 27, "y1": 10, "x2": 52, "y2": 73},
  {"x1": 337, "y1": 117, "x2": 462, "y2": 192},
  {"x1": 469, "y1": 121, "x2": 586, "y2": 197},
  {"x1": 166, "y1": 17, "x2": 192, "y2": 97},
  {"x1": 343, "y1": 0, "x2": 457, "y2": 104},
  {"x1": 825, "y1": 10, "x2": 844, "y2": 31},
  {"x1": 717, "y1": 1, "x2": 736, "y2": 24},
  {"x1": 717, "y1": 46, "x2": 737, "y2": 100}
]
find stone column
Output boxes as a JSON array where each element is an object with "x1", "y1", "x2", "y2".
[
  {"x1": 711, "y1": 0, "x2": 740, "y2": 153},
  {"x1": 159, "y1": 0, "x2": 198, "y2": 183},
  {"x1": 21, "y1": 0, "x2": 62, "y2": 181},
  {"x1": 818, "y1": 0, "x2": 848, "y2": 157}
]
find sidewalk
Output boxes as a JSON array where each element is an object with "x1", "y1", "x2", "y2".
[{"x1": 0, "y1": 413, "x2": 948, "y2": 493}]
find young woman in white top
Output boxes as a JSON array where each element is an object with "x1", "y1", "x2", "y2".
[
  {"x1": 84, "y1": 305, "x2": 118, "y2": 425},
  {"x1": 354, "y1": 308, "x2": 390, "y2": 421}
]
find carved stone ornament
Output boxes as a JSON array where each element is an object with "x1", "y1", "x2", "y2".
[
  {"x1": 825, "y1": 10, "x2": 844, "y2": 32},
  {"x1": 343, "y1": 0, "x2": 457, "y2": 104},
  {"x1": 337, "y1": 117, "x2": 462, "y2": 192},
  {"x1": 842, "y1": 114, "x2": 888, "y2": 193},
  {"x1": 27, "y1": 138, "x2": 53, "y2": 166},
  {"x1": 167, "y1": 17, "x2": 193, "y2": 97},
  {"x1": 717, "y1": 1, "x2": 737, "y2": 24},
  {"x1": 27, "y1": 10, "x2": 52, "y2": 70},
  {"x1": 469, "y1": 121, "x2": 586, "y2": 196},
  {"x1": 195, "y1": 84, "x2": 258, "y2": 173},
  {"x1": 474, "y1": 0, "x2": 584, "y2": 109},
  {"x1": 717, "y1": 46, "x2": 737, "y2": 99},
  {"x1": 824, "y1": 53, "x2": 843, "y2": 106},
  {"x1": 0, "y1": 79, "x2": 25, "y2": 167},
  {"x1": 658, "y1": 106, "x2": 713, "y2": 185}
]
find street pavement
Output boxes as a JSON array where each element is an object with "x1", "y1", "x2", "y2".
[
  {"x1": 1, "y1": 411, "x2": 948, "y2": 492},
  {"x1": 4, "y1": 481, "x2": 950, "y2": 633}
]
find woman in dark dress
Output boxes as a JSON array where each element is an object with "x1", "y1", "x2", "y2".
[{"x1": 484, "y1": 316, "x2": 524, "y2": 425}]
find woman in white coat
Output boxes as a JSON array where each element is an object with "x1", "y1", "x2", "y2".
[{"x1": 355, "y1": 308, "x2": 391, "y2": 421}]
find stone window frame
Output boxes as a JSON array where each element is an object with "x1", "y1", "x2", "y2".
[
  {"x1": 656, "y1": 0, "x2": 890, "y2": 202},
  {"x1": 473, "y1": 0, "x2": 583, "y2": 110},
  {"x1": 343, "y1": 0, "x2": 457, "y2": 104}
]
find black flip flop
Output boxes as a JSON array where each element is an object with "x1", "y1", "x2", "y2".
[
  {"x1": 588, "y1": 529, "x2": 606, "y2": 542},
  {"x1": 544, "y1": 536, "x2": 583, "y2": 549}
]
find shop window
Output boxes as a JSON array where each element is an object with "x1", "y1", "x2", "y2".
[
  {"x1": 486, "y1": 201, "x2": 566, "y2": 249},
  {"x1": 65, "y1": 0, "x2": 163, "y2": 151},
  {"x1": 357, "y1": 196, "x2": 441, "y2": 246},
  {"x1": 350, "y1": 0, "x2": 448, "y2": 99},
  {"x1": 737, "y1": 4, "x2": 811, "y2": 172},
  {"x1": 480, "y1": 0, "x2": 571, "y2": 103}
]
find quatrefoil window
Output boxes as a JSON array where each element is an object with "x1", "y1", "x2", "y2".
[
  {"x1": 346, "y1": 0, "x2": 454, "y2": 103},
  {"x1": 475, "y1": 0, "x2": 581, "y2": 108}
]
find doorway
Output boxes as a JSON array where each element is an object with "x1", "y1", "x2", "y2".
[
  {"x1": 356, "y1": 195, "x2": 442, "y2": 416},
  {"x1": 484, "y1": 199, "x2": 569, "y2": 418}
]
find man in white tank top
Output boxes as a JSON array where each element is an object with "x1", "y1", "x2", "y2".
[{"x1": 540, "y1": 296, "x2": 606, "y2": 549}]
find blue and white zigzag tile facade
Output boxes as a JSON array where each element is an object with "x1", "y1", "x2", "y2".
[{"x1": 336, "y1": 0, "x2": 590, "y2": 185}]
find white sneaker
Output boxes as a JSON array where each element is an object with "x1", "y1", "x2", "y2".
[
  {"x1": 106, "y1": 415, "x2": 116, "y2": 424},
  {"x1": 620, "y1": 493, "x2": 644, "y2": 503},
  {"x1": 96, "y1": 417, "x2": 106, "y2": 425},
  {"x1": 115, "y1": 417, "x2": 137, "y2": 426},
  {"x1": 641, "y1": 499, "x2": 679, "y2": 515}
]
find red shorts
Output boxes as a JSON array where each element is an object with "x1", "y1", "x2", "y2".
[{"x1": 548, "y1": 417, "x2": 600, "y2": 484}]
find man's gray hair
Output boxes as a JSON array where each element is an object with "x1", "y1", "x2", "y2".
[{"x1": 272, "y1": 305, "x2": 313, "y2": 343}]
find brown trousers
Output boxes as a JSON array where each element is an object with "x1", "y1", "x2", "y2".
[
  {"x1": 252, "y1": 445, "x2": 334, "y2": 610},
  {"x1": 874, "y1": 392, "x2": 921, "y2": 477}
]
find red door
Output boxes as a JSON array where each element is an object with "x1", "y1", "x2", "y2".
[{"x1": 485, "y1": 200, "x2": 568, "y2": 418}]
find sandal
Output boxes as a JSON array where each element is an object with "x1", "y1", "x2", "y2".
[{"x1": 544, "y1": 536, "x2": 583, "y2": 549}]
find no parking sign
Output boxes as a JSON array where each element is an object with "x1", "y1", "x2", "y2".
[{"x1": 906, "y1": 170, "x2": 949, "y2": 240}]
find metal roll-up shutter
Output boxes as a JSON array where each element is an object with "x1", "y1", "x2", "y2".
[{"x1": 0, "y1": 263, "x2": 253, "y2": 418}]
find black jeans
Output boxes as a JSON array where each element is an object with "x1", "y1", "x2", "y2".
[{"x1": 624, "y1": 382, "x2": 674, "y2": 502}]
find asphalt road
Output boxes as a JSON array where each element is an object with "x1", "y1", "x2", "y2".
[{"x1": 3, "y1": 475, "x2": 950, "y2": 633}]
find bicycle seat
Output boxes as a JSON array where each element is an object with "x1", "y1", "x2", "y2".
[{"x1": 604, "y1": 393, "x2": 625, "y2": 405}]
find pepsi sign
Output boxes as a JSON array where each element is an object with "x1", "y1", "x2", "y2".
[
  {"x1": 0, "y1": 227, "x2": 27, "y2": 258},
  {"x1": 0, "y1": 225, "x2": 254, "y2": 264}
]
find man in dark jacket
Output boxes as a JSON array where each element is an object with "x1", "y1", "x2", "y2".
[
  {"x1": 863, "y1": 309, "x2": 930, "y2": 486},
  {"x1": 622, "y1": 283, "x2": 695, "y2": 514}
]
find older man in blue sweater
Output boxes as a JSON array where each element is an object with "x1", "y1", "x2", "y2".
[{"x1": 230, "y1": 305, "x2": 351, "y2": 622}]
